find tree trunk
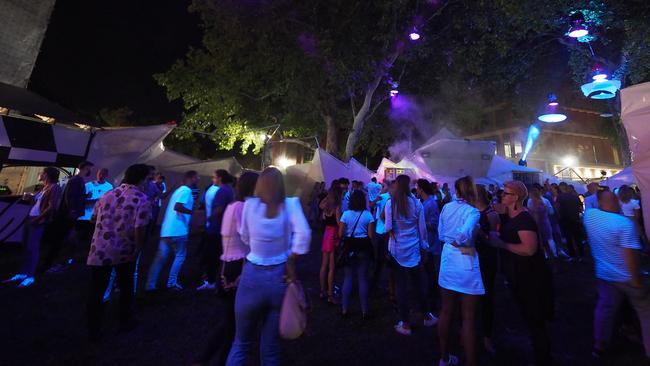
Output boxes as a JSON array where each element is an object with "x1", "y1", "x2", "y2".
[
  {"x1": 344, "y1": 50, "x2": 400, "y2": 161},
  {"x1": 324, "y1": 114, "x2": 338, "y2": 155}
]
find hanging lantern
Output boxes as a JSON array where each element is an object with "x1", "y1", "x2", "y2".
[
  {"x1": 580, "y1": 79, "x2": 621, "y2": 100},
  {"x1": 568, "y1": 12, "x2": 589, "y2": 38},
  {"x1": 537, "y1": 94, "x2": 567, "y2": 123},
  {"x1": 389, "y1": 80, "x2": 399, "y2": 97},
  {"x1": 591, "y1": 64, "x2": 608, "y2": 81}
]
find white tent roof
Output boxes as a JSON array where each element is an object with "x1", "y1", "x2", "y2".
[
  {"x1": 284, "y1": 149, "x2": 375, "y2": 202},
  {"x1": 86, "y1": 123, "x2": 175, "y2": 185},
  {"x1": 601, "y1": 166, "x2": 634, "y2": 188},
  {"x1": 414, "y1": 138, "x2": 496, "y2": 178}
]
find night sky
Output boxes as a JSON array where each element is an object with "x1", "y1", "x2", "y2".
[{"x1": 29, "y1": 0, "x2": 202, "y2": 123}]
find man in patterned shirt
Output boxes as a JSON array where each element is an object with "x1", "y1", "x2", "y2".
[{"x1": 86, "y1": 164, "x2": 152, "y2": 341}]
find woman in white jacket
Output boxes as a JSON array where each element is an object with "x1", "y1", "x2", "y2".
[{"x1": 437, "y1": 176, "x2": 483, "y2": 366}]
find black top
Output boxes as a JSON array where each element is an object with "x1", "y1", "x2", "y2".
[
  {"x1": 60, "y1": 175, "x2": 86, "y2": 219},
  {"x1": 557, "y1": 192, "x2": 582, "y2": 221},
  {"x1": 476, "y1": 207, "x2": 495, "y2": 253},
  {"x1": 323, "y1": 212, "x2": 338, "y2": 227},
  {"x1": 499, "y1": 211, "x2": 547, "y2": 288}
]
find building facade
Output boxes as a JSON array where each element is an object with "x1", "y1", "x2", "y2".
[{"x1": 466, "y1": 108, "x2": 623, "y2": 182}]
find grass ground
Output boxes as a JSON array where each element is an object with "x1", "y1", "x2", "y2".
[{"x1": 1, "y1": 230, "x2": 648, "y2": 366}]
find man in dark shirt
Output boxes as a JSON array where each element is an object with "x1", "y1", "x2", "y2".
[
  {"x1": 197, "y1": 169, "x2": 234, "y2": 291},
  {"x1": 557, "y1": 182, "x2": 584, "y2": 260},
  {"x1": 41, "y1": 161, "x2": 94, "y2": 273}
]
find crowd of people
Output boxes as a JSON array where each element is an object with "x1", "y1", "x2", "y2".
[{"x1": 3, "y1": 160, "x2": 650, "y2": 366}]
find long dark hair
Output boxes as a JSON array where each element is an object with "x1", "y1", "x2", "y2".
[
  {"x1": 324, "y1": 184, "x2": 342, "y2": 212},
  {"x1": 475, "y1": 184, "x2": 491, "y2": 207},
  {"x1": 236, "y1": 171, "x2": 259, "y2": 201},
  {"x1": 348, "y1": 190, "x2": 367, "y2": 211},
  {"x1": 392, "y1": 174, "x2": 411, "y2": 218}
]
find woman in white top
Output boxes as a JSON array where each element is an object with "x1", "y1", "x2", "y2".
[
  {"x1": 225, "y1": 168, "x2": 311, "y2": 366},
  {"x1": 384, "y1": 175, "x2": 436, "y2": 336},
  {"x1": 437, "y1": 176, "x2": 482, "y2": 366},
  {"x1": 338, "y1": 189, "x2": 375, "y2": 318},
  {"x1": 193, "y1": 171, "x2": 258, "y2": 366}
]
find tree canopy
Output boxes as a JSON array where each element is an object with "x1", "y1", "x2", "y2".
[{"x1": 157, "y1": 0, "x2": 650, "y2": 161}]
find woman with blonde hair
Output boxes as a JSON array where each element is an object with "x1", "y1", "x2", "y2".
[
  {"x1": 225, "y1": 167, "x2": 311, "y2": 366},
  {"x1": 437, "y1": 176, "x2": 483, "y2": 366},
  {"x1": 489, "y1": 180, "x2": 553, "y2": 365}
]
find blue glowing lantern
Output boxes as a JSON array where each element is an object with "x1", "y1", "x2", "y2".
[
  {"x1": 568, "y1": 12, "x2": 589, "y2": 38},
  {"x1": 537, "y1": 94, "x2": 567, "y2": 123},
  {"x1": 581, "y1": 79, "x2": 621, "y2": 100}
]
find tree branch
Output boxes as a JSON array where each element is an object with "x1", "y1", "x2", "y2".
[
  {"x1": 348, "y1": 84, "x2": 357, "y2": 118},
  {"x1": 239, "y1": 91, "x2": 275, "y2": 101},
  {"x1": 367, "y1": 95, "x2": 390, "y2": 121}
]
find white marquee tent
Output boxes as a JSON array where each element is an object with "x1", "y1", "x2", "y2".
[
  {"x1": 622, "y1": 81, "x2": 650, "y2": 238},
  {"x1": 601, "y1": 166, "x2": 635, "y2": 188}
]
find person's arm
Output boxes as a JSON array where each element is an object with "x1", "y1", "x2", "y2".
[
  {"x1": 455, "y1": 207, "x2": 480, "y2": 246},
  {"x1": 134, "y1": 200, "x2": 152, "y2": 247},
  {"x1": 35, "y1": 188, "x2": 58, "y2": 223},
  {"x1": 287, "y1": 198, "x2": 311, "y2": 255},
  {"x1": 417, "y1": 203, "x2": 429, "y2": 250},
  {"x1": 368, "y1": 220, "x2": 376, "y2": 240},
  {"x1": 623, "y1": 247, "x2": 643, "y2": 287},
  {"x1": 490, "y1": 230, "x2": 538, "y2": 256},
  {"x1": 618, "y1": 218, "x2": 644, "y2": 286},
  {"x1": 238, "y1": 200, "x2": 250, "y2": 245},
  {"x1": 383, "y1": 200, "x2": 392, "y2": 234},
  {"x1": 338, "y1": 219, "x2": 346, "y2": 239},
  {"x1": 173, "y1": 188, "x2": 193, "y2": 214},
  {"x1": 319, "y1": 197, "x2": 328, "y2": 211},
  {"x1": 174, "y1": 202, "x2": 192, "y2": 214}
]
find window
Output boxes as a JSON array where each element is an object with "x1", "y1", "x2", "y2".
[
  {"x1": 514, "y1": 141, "x2": 523, "y2": 156},
  {"x1": 504, "y1": 142, "x2": 512, "y2": 158}
]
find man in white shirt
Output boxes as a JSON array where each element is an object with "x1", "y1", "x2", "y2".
[
  {"x1": 79, "y1": 168, "x2": 113, "y2": 241},
  {"x1": 584, "y1": 182, "x2": 600, "y2": 211},
  {"x1": 367, "y1": 177, "x2": 382, "y2": 202},
  {"x1": 584, "y1": 190, "x2": 650, "y2": 358},
  {"x1": 146, "y1": 171, "x2": 199, "y2": 291}
]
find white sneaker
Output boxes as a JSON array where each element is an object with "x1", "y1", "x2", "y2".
[
  {"x1": 394, "y1": 321, "x2": 412, "y2": 336},
  {"x1": 17, "y1": 277, "x2": 35, "y2": 288},
  {"x1": 3, "y1": 274, "x2": 27, "y2": 283},
  {"x1": 196, "y1": 281, "x2": 216, "y2": 291},
  {"x1": 438, "y1": 354, "x2": 459, "y2": 366},
  {"x1": 423, "y1": 312, "x2": 439, "y2": 327}
]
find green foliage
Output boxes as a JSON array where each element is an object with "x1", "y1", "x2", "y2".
[{"x1": 157, "y1": 0, "x2": 650, "y2": 158}]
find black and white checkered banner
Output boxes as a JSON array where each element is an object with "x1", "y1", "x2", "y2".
[{"x1": 0, "y1": 115, "x2": 91, "y2": 166}]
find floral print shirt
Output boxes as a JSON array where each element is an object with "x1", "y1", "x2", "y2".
[{"x1": 87, "y1": 184, "x2": 152, "y2": 266}]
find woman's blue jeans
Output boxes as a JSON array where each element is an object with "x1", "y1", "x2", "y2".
[
  {"x1": 342, "y1": 253, "x2": 370, "y2": 313},
  {"x1": 226, "y1": 261, "x2": 286, "y2": 366}
]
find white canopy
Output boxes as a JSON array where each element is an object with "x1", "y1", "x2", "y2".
[
  {"x1": 285, "y1": 148, "x2": 374, "y2": 204},
  {"x1": 601, "y1": 166, "x2": 635, "y2": 188},
  {"x1": 622, "y1": 81, "x2": 650, "y2": 238},
  {"x1": 414, "y1": 131, "x2": 497, "y2": 178}
]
